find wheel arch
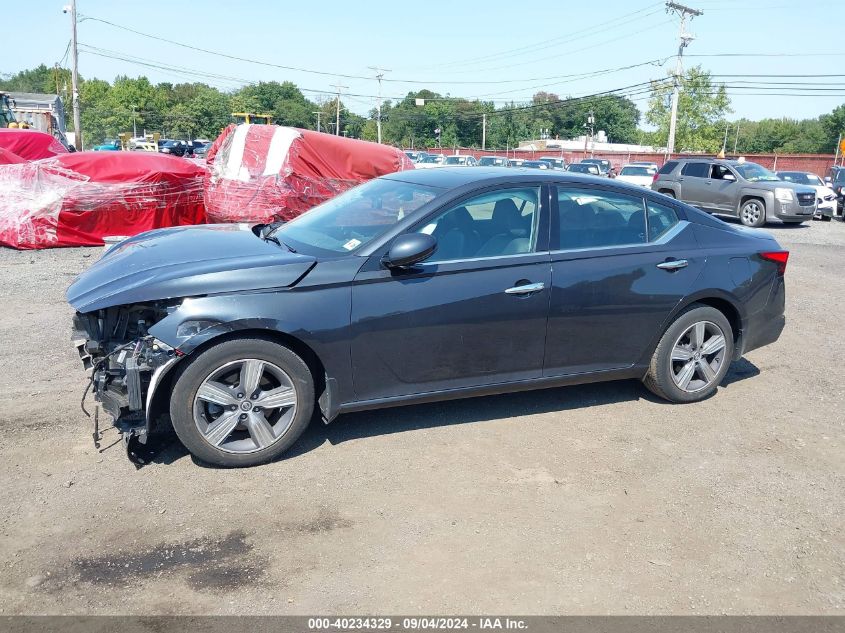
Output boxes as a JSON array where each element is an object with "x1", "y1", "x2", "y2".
[
  {"x1": 737, "y1": 191, "x2": 771, "y2": 215},
  {"x1": 148, "y1": 325, "x2": 331, "y2": 430},
  {"x1": 638, "y1": 290, "x2": 747, "y2": 368}
]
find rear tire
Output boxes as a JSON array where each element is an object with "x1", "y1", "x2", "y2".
[
  {"x1": 659, "y1": 189, "x2": 676, "y2": 198},
  {"x1": 169, "y1": 336, "x2": 314, "y2": 467},
  {"x1": 740, "y1": 199, "x2": 766, "y2": 227},
  {"x1": 643, "y1": 305, "x2": 734, "y2": 403}
]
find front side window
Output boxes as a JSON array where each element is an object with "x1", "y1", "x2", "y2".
[
  {"x1": 416, "y1": 187, "x2": 540, "y2": 262},
  {"x1": 556, "y1": 188, "x2": 646, "y2": 250},
  {"x1": 272, "y1": 177, "x2": 440, "y2": 255},
  {"x1": 710, "y1": 164, "x2": 734, "y2": 180}
]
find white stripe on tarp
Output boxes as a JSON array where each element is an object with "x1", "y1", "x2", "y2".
[
  {"x1": 263, "y1": 127, "x2": 301, "y2": 176},
  {"x1": 221, "y1": 123, "x2": 251, "y2": 182}
]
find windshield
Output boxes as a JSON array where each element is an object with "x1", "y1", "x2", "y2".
[
  {"x1": 733, "y1": 162, "x2": 779, "y2": 182},
  {"x1": 271, "y1": 178, "x2": 440, "y2": 255},
  {"x1": 478, "y1": 157, "x2": 500, "y2": 166},
  {"x1": 420, "y1": 156, "x2": 441, "y2": 164},
  {"x1": 570, "y1": 164, "x2": 598, "y2": 174},
  {"x1": 444, "y1": 156, "x2": 464, "y2": 165},
  {"x1": 620, "y1": 166, "x2": 653, "y2": 176}
]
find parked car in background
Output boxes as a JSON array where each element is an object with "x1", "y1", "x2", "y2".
[
  {"x1": 67, "y1": 167, "x2": 788, "y2": 467},
  {"x1": 192, "y1": 142, "x2": 210, "y2": 158},
  {"x1": 776, "y1": 171, "x2": 836, "y2": 221},
  {"x1": 539, "y1": 157, "x2": 566, "y2": 170},
  {"x1": 185, "y1": 141, "x2": 207, "y2": 157},
  {"x1": 522, "y1": 160, "x2": 552, "y2": 170},
  {"x1": 93, "y1": 139, "x2": 121, "y2": 151},
  {"x1": 652, "y1": 158, "x2": 816, "y2": 227},
  {"x1": 159, "y1": 140, "x2": 189, "y2": 157},
  {"x1": 508, "y1": 159, "x2": 526, "y2": 167},
  {"x1": 415, "y1": 154, "x2": 446, "y2": 169},
  {"x1": 404, "y1": 150, "x2": 421, "y2": 162},
  {"x1": 443, "y1": 155, "x2": 478, "y2": 167},
  {"x1": 629, "y1": 161, "x2": 660, "y2": 171},
  {"x1": 825, "y1": 166, "x2": 845, "y2": 219},
  {"x1": 567, "y1": 163, "x2": 601, "y2": 176},
  {"x1": 478, "y1": 156, "x2": 508, "y2": 167},
  {"x1": 616, "y1": 164, "x2": 657, "y2": 188},
  {"x1": 580, "y1": 158, "x2": 611, "y2": 176}
]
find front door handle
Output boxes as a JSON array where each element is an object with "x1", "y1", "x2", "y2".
[
  {"x1": 657, "y1": 259, "x2": 689, "y2": 271},
  {"x1": 505, "y1": 282, "x2": 545, "y2": 295}
]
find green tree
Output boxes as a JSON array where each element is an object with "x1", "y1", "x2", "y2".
[{"x1": 646, "y1": 65, "x2": 731, "y2": 152}]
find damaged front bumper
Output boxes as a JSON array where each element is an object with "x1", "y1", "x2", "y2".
[{"x1": 73, "y1": 312, "x2": 181, "y2": 464}]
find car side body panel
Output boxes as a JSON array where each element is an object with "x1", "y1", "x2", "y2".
[
  {"x1": 545, "y1": 222, "x2": 706, "y2": 376},
  {"x1": 148, "y1": 257, "x2": 365, "y2": 405}
]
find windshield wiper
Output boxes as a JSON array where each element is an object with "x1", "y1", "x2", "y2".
[
  {"x1": 253, "y1": 222, "x2": 296, "y2": 252},
  {"x1": 263, "y1": 233, "x2": 297, "y2": 252}
]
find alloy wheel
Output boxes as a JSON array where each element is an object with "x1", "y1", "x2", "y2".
[
  {"x1": 742, "y1": 202, "x2": 761, "y2": 225},
  {"x1": 193, "y1": 358, "x2": 297, "y2": 453},
  {"x1": 669, "y1": 321, "x2": 727, "y2": 393}
]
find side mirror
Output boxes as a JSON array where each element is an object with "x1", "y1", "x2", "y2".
[
  {"x1": 723, "y1": 173, "x2": 736, "y2": 182},
  {"x1": 384, "y1": 233, "x2": 437, "y2": 268}
]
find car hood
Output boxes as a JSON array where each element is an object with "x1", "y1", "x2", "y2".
[
  {"x1": 753, "y1": 180, "x2": 815, "y2": 195},
  {"x1": 67, "y1": 224, "x2": 317, "y2": 313}
]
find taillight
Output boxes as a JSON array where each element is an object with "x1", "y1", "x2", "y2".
[
  {"x1": 652, "y1": 172, "x2": 659, "y2": 183},
  {"x1": 760, "y1": 251, "x2": 789, "y2": 275}
]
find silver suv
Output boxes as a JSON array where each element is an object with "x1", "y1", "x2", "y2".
[{"x1": 652, "y1": 158, "x2": 816, "y2": 227}]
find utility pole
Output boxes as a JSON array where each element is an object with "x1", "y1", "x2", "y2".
[
  {"x1": 68, "y1": 0, "x2": 82, "y2": 150},
  {"x1": 131, "y1": 105, "x2": 137, "y2": 138},
  {"x1": 665, "y1": 1, "x2": 702, "y2": 157},
  {"x1": 313, "y1": 111, "x2": 321, "y2": 133},
  {"x1": 332, "y1": 83, "x2": 348, "y2": 137},
  {"x1": 368, "y1": 66, "x2": 390, "y2": 144},
  {"x1": 583, "y1": 111, "x2": 595, "y2": 158},
  {"x1": 482, "y1": 112, "x2": 487, "y2": 151},
  {"x1": 733, "y1": 121, "x2": 741, "y2": 153}
]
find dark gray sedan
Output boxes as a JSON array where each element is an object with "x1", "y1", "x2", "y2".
[{"x1": 67, "y1": 168, "x2": 788, "y2": 467}]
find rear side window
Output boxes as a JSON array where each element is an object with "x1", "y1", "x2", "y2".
[
  {"x1": 556, "y1": 188, "x2": 646, "y2": 249},
  {"x1": 658, "y1": 160, "x2": 678, "y2": 175},
  {"x1": 647, "y1": 201, "x2": 680, "y2": 241},
  {"x1": 681, "y1": 162, "x2": 709, "y2": 178}
]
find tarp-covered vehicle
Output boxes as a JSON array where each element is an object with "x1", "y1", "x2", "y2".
[
  {"x1": 204, "y1": 124, "x2": 414, "y2": 224},
  {"x1": 0, "y1": 151, "x2": 207, "y2": 249},
  {"x1": 0, "y1": 128, "x2": 68, "y2": 160}
]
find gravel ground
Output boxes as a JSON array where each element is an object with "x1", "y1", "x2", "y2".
[{"x1": 0, "y1": 219, "x2": 842, "y2": 615}]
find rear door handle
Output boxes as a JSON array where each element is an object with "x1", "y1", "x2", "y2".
[
  {"x1": 657, "y1": 259, "x2": 688, "y2": 271},
  {"x1": 505, "y1": 282, "x2": 545, "y2": 295}
]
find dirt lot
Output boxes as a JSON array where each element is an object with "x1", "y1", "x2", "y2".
[{"x1": 0, "y1": 219, "x2": 843, "y2": 615}]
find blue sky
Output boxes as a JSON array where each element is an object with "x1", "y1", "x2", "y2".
[{"x1": 5, "y1": 0, "x2": 844, "y2": 122}]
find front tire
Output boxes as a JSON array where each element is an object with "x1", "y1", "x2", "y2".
[
  {"x1": 740, "y1": 199, "x2": 766, "y2": 227},
  {"x1": 643, "y1": 305, "x2": 734, "y2": 403},
  {"x1": 169, "y1": 337, "x2": 314, "y2": 467}
]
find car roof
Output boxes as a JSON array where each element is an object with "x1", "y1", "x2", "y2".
[{"x1": 385, "y1": 166, "x2": 618, "y2": 188}]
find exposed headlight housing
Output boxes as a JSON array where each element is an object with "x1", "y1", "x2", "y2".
[{"x1": 775, "y1": 188, "x2": 794, "y2": 202}]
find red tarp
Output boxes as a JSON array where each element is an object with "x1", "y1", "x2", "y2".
[
  {"x1": 0, "y1": 152, "x2": 207, "y2": 249},
  {"x1": 0, "y1": 147, "x2": 27, "y2": 165},
  {"x1": 0, "y1": 129, "x2": 68, "y2": 160},
  {"x1": 204, "y1": 124, "x2": 414, "y2": 224}
]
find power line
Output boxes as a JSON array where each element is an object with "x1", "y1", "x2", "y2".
[
  {"x1": 404, "y1": 3, "x2": 666, "y2": 73},
  {"x1": 78, "y1": 11, "x2": 671, "y2": 86}
]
